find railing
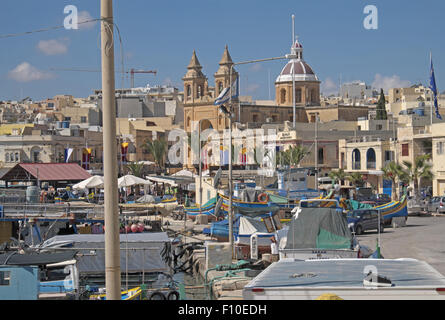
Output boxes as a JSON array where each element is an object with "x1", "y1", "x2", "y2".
[
  {"x1": 352, "y1": 162, "x2": 361, "y2": 170},
  {"x1": 366, "y1": 161, "x2": 376, "y2": 169}
]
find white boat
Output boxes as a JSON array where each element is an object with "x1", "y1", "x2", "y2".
[{"x1": 243, "y1": 258, "x2": 445, "y2": 300}]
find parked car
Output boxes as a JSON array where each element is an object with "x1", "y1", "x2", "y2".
[
  {"x1": 407, "y1": 196, "x2": 424, "y2": 216},
  {"x1": 347, "y1": 209, "x2": 384, "y2": 235},
  {"x1": 427, "y1": 196, "x2": 445, "y2": 214}
]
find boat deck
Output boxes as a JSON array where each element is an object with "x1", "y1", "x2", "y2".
[{"x1": 245, "y1": 258, "x2": 445, "y2": 289}]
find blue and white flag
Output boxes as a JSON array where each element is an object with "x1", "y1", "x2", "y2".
[
  {"x1": 64, "y1": 148, "x2": 73, "y2": 163},
  {"x1": 429, "y1": 53, "x2": 442, "y2": 120},
  {"x1": 214, "y1": 76, "x2": 239, "y2": 106}
]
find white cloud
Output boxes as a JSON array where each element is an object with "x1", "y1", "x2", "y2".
[
  {"x1": 321, "y1": 77, "x2": 338, "y2": 96},
  {"x1": 249, "y1": 64, "x2": 262, "y2": 72},
  {"x1": 8, "y1": 62, "x2": 53, "y2": 82},
  {"x1": 245, "y1": 83, "x2": 260, "y2": 94},
  {"x1": 37, "y1": 38, "x2": 69, "y2": 55},
  {"x1": 372, "y1": 74, "x2": 411, "y2": 93},
  {"x1": 78, "y1": 11, "x2": 97, "y2": 30}
]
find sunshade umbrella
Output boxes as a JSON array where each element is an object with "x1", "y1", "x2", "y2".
[
  {"x1": 136, "y1": 194, "x2": 156, "y2": 203},
  {"x1": 118, "y1": 175, "x2": 151, "y2": 188},
  {"x1": 72, "y1": 175, "x2": 104, "y2": 190}
]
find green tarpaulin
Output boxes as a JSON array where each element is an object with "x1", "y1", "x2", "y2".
[{"x1": 284, "y1": 207, "x2": 352, "y2": 250}]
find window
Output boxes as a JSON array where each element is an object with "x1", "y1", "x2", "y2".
[
  {"x1": 252, "y1": 114, "x2": 258, "y2": 123},
  {"x1": 14, "y1": 152, "x2": 19, "y2": 162},
  {"x1": 64, "y1": 117, "x2": 71, "y2": 121},
  {"x1": 376, "y1": 124, "x2": 383, "y2": 130},
  {"x1": 437, "y1": 142, "x2": 444, "y2": 155},
  {"x1": 80, "y1": 116, "x2": 87, "y2": 123},
  {"x1": 218, "y1": 82, "x2": 223, "y2": 95},
  {"x1": 318, "y1": 148, "x2": 324, "y2": 164},
  {"x1": 402, "y1": 144, "x2": 409, "y2": 157},
  {"x1": 295, "y1": 88, "x2": 302, "y2": 103},
  {"x1": 280, "y1": 89, "x2": 286, "y2": 104},
  {"x1": 5, "y1": 153, "x2": 9, "y2": 162},
  {"x1": 0, "y1": 271, "x2": 10, "y2": 286},
  {"x1": 197, "y1": 85, "x2": 202, "y2": 98},
  {"x1": 186, "y1": 85, "x2": 191, "y2": 98}
]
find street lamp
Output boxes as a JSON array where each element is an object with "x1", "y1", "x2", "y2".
[{"x1": 224, "y1": 52, "x2": 298, "y2": 258}]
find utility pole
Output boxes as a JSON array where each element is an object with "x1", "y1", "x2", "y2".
[{"x1": 101, "y1": 0, "x2": 121, "y2": 300}]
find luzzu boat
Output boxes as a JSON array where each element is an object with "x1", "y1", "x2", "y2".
[
  {"x1": 347, "y1": 193, "x2": 408, "y2": 221},
  {"x1": 219, "y1": 193, "x2": 280, "y2": 217},
  {"x1": 373, "y1": 194, "x2": 408, "y2": 221},
  {"x1": 89, "y1": 286, "x2": 142, "y2": 300},
  {"x1": 184, "y1": 196, "x2": 226, "y2": 220}
]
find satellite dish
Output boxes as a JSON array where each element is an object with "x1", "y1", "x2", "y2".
[{"x1": 213, "y1": 168, "x2": 222, "y2": 189}]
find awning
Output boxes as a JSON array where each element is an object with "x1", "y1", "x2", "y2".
[{"x1": 1, "y1": 163, "x2": 91, "y2": 182}]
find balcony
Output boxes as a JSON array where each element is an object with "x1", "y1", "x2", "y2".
[
  {"x1": 352, "y1": 162, "x2": 361, "y2": 170},
  {"x1": 367, "y1": 161, "x2": 376, "y2": 169}
]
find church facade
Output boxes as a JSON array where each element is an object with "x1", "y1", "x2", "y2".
[{"x1": 182, "y1": 38, "x2": 322, "y2": 132}]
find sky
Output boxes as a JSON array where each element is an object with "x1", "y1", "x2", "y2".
[{"x1": 0, "y1": 0, "x2": 444, "y2": 101}]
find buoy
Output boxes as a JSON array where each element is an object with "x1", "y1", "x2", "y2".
[
  {"x1": 130, "y1": 224, "x2": 139, "y2": 233},
  {"x1": 125, "y1": 225, "x2": 131, "y2": 233},
  {"x1": 137, "y1": 223, "x2": 145, "y2": 233}
]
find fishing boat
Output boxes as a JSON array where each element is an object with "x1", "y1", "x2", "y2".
[
  {"x1": 219, "y1": 193, "x2": 280, "y2": 218},
  {"x1": 184, "y1": 196, "x2": 226, "y2": 221},
  {"x1": 243, "y1": 258, "x2": 445, "y2": 300},
  {"x1": 0, "y1": 251, "x2": 79, "y2": 300},
  {"x1": 347, "y1": 193, "x2": 408, "y2": 222},
  {"x1": 89, "y1": 286, "x2": 142, "y2": 300},
  {"x1": 279, "y1": 207, "x2": 367, "y2": 260}
]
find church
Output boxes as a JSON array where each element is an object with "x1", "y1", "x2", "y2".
[{"x1": 182, "y1": 37, "x2": 322, "y2": 132}]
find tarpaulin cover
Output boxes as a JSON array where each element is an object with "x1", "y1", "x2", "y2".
[
  {"x1": 284, "y1": 207, "x2": 352, "y2": 250},
  {"x1": 39, "y1": 233, "x2": 170, "y2": 274},
  {"x1": 347, "y1": 199, "x2": 374, "y2": 210}
]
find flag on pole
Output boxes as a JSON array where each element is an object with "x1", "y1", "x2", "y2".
[
  {"x1": 64, "y1": 148, "x2": 73, "y2": 163},
  {"x1": 429, "y1": 52, "x2": 442, "y2": 120},
  {"x1": 214, "y1": 75, "x2": 239, "y2": 106}
]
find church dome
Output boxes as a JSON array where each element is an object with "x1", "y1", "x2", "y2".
[{"x1": 275, "y1": 38, "x2": 319, "y2": 83}]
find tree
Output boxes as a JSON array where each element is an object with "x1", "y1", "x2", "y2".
[
  {"x1": 402, "y1": 154, "x2": 433, "y2": 198},
  {"x1": 125, "y1": 161, "x2": 145, "y2": 177},
  {"x1": 375, "y1": 88, "x2": 388, "y2": 120},
  {"x1": 142, "y1": 139, "x2": 167, "y2": 173},
  {"x1": 125, "y1": 161, "x2": 145, "y2": 196},
  {"x1": 328, "y1": 168, "x2": 347, "y2": 185},
  {"x1": 277, "y1": 145, "x2": 309, "y2": 168},
  {"x1": 346, "y1": 172, "x2": 365, "y2": 189},
  {"x1": 382, "y1": 161, "x2": 405, "y2": 200}
]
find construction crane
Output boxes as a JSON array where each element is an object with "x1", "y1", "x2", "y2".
[
  {"x1": 49, "y1": 68, "x2": 157, "y2": 88},
  {"x1": 126, "y1": 69, "x2": 157, "y2": 88}
]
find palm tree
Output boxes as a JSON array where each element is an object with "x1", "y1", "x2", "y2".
[
  {"x1": 277, "y1": 145, "x2": 309, "y2": 168},
  {"x1": 347, "y1": 172, "x2": 365, "y2": 189},
  {"x1": 382, "y1": 161, "x2": 405, "y2": 200},
  {"x1": 125, "y1": 161, "x2": 145, "y2": 197},
  {"x1": 288, "y1": 145, "x2": 309, "y2": 167},
  {"x1": 125, "y1": 161, "x2": 145, "y2": 177},
  {"x1": 329, "y1": 168, "x2": 347, "y2": 185},
  {"x1": 402, "y1": 154, "x2": 433, "y2": 198},
  {"x1": 142, "y1": 139, "x2": 167, "y2": 174}
]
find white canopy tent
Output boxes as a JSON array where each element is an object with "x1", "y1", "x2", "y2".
[
  {"x1": 171, "y1": 169, "x2": 196, "y2": 178},
  {"x1": 118, "y1": 175, "x2": 152, "y2": 188},
  {"x1": 145, "y1": 176, "x2": 178, "y2": 187},
  {"x1": 72, "y1": 175, "x2": 104, "y2": 190}
]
